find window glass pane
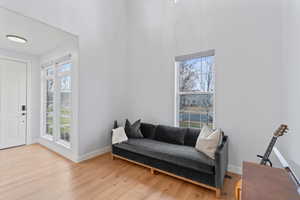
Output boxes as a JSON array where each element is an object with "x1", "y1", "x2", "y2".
[
  {"x1": 58, "y1": 63, "x2": 71, "y2": 74},
  {"x1": 46, "y1": 114, "x2": 53, "y2": 136},
  {"x1": 179, "y1": 56, "x2": 214, "y2": 92},
  {"x1": 179, "y1": 93, "x2": 213, "y2": 129},
  {"x1": 46, "y1": 67, "x2": 54, "y2": 76},
  {"x1": 60, "y1": 75, "x2": 71, "y2": 143},
  {"x1": 46, "y1": 79, "x2": 54, "y2": 136}
]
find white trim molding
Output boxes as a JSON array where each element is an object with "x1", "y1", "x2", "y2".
[
  {"x1": 175, "y1": 49, "x2": 215, "y2": 62},
  {"x1": 76, "y1": 146, "x2": 112, "y2": 163}
]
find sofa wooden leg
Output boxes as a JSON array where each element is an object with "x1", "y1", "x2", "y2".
[
  {"x1": 216, "y1": 189, "x2": 221, "y2": 198},
  {"x1": 150, "y1": 168, "x2": 155, "y2": 175},
  {"x1": 111, "y1": 153, "x2": 115, "y2": 160}
]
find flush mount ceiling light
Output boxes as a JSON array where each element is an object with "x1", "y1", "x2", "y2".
[{"x1": 6, "y1": 35, "x2": 27, "y2": 44}]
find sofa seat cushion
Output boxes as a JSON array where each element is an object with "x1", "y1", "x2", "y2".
[{"x1": 113, "y1": 139, "x2": 215, "y2": 174}]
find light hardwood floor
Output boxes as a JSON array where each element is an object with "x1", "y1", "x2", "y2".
[{"x1": 0, "y1": 144, "x2": 240, "y2": 200}]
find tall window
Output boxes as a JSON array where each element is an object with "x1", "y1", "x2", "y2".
[
  {"x1": 175, "y1": 50, "x2": 215, "y2": 129},
  {"x1": 44, "y1": 67, "x2": 55, "y2": 137},
  {"x1": 42, "y1": 57, "x2": 72, "y2": 147}
]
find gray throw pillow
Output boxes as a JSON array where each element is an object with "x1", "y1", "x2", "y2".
[{"x1": 125, "y1": 119, "x2": 144, "y2": 138}]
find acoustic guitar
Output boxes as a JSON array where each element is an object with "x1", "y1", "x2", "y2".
[{"x1": 257, "y1": 124, "x2": 288, "y2": 167}]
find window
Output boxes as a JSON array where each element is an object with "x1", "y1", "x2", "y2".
[
  {"x1": 44, "y1": 67, "x2": 55, "y2": 138},
  {"x1": 58, "y1": 62, "x2": 72, "y2": 144},
  {"x1": 42, "y1": 58, "x2": 72, "y2": 147},
  {"x1": 175, "y1": 50, "x2": 215, "y2": 129}
]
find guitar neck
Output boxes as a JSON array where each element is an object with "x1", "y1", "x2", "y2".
[{"x1": 260, "y1": 136, "x2": 278, "y2": 165}]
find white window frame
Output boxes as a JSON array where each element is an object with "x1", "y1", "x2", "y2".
[
  {"x1": 41, "y1": 56, "x2": 72, "y2": 149},
  {"x1": 174, "y1": 50, "x2": 216, "y2": 129},
  {"x1": 42, "y1": 65, "x2": 55, "y2": 141},
  {"x1": 56, "y1": 60, "x2": 72, "y2": 148}
]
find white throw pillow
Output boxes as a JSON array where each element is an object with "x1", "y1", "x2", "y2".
[
  {"x1": 195, "y1": 126, "x2": 221, "y2": 159},
  {"x1": 112, "y1": 127, "x2": 128, "y2": 144}
]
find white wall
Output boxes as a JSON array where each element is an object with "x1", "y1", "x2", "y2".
[
  {"x1": 127, "y1": 0, "x2": 283, "y2": 172},
  {"x1": 0, "y1": 0, "x2": 129, "y2": 158},
  {"x1": 280, "y1": 0, "x2": 300, "y2": 166},
  {"x1": 0, "y1": 48, "x2": 40, "y2": 144}
]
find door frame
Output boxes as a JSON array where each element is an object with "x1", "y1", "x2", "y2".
[{"x1": 0, "y1": 55, "x2": 32, "y2": 146}]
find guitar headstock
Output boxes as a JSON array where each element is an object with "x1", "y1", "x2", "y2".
[{"x1": 274, "y1": 124, "x2": 288, "y2": 137}]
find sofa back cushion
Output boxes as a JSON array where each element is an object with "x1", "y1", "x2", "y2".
[
  {"x1": 140, "y1": 123, "x2": 156, "y2": 139},
  {"x1": 155, "y1": 125, "x2": 187, "y2": 145},
  {"x1": 185, "y1": 128, "x2": 201, "y2": 147}
]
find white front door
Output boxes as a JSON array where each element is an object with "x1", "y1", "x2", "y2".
[{"x1": 0, "y1": 58, "x2": 27, "y2": 149}]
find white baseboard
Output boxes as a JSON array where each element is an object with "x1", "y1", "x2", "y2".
[
  {"x1": 228, "y1": 164, "x2": 242, "y2": 175},
  {"x1": 27, "y1": 137, "x2": 39, "y2": 145},
  {"x1": 76, "y1": 146, "x2": 112, "y2": 163}
]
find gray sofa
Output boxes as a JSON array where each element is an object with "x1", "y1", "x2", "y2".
[{"x1": 111, "y1": 122, "x2": 228, "y2": 197}]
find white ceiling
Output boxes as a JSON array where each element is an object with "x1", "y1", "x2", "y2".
[{"x1": 0, "y1": 7, "x2": 75, "y2": 56}]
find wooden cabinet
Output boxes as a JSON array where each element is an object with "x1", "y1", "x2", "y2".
[{"x1": 237, "y1": 162, "x2": 299, "y2": 200}]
